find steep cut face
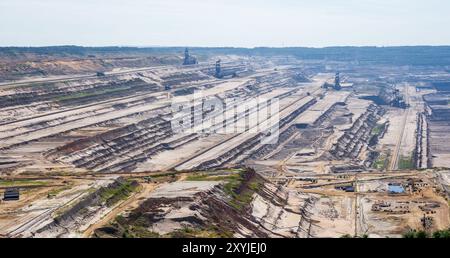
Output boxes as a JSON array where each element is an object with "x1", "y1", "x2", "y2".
[
  {"x1": 0, "y1": 54, "x2": 181, "y2": 83},
  {"x1": 424, "y1": 86, "x2": 450, "y2": 168},
  {"x1": 93, "y1": 169, "x2": 323, "y2": 238}
]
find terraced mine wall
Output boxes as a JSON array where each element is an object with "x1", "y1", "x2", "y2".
[
  {"x1": 248, "y1": 126, "x2": 298, "y2": 160},
  {"x1": 94, "y1": 169, "x2": 317, "y2": 238},
  {"x1": 247, "y1": 101, "x2": 343, "y2": 161},
  {"x1": 0, "y1": 78, "x2": 158, "y2": 108},
  {"x1": 312, "y1": 102, "x2": 346, "y2": 127},
  {"x1": 12, "y1": 67, "x2": 303, "y2": 173},
  {"x1": 50, "y1": 89, "x2": 268, "y2": 172},
  {"x1": 194, "y1": 98, "x2": 318, "y2": 170},
  {"x1": 0, "y1": 52, "x2": 181, "y2": 82},
  {"x1": 34, "y1": 177, "x2": 138, "y2": 237},
  {"x1": 161, "y1": 72, "x2": 211, "y2": 90},
  {"x1": 0, "y1": 96, "x2": 166, "y2": 151},
  {"x1": 427, "y1": 118, "x2": 433, "y2": 168},
  {"x1": 50, "y1": 116, "x2": 193, "y2": 172},
  {"x1": 330, "y1": 104, "x2": 384, "y2": 161},
  {"x1": 0, "y1": 63, "x2": 323, "y2": 175},
  {"x1": 424, "y1": 92, "x2": 450, "y2": 168},
  {"x1": 365, "y1": 122, "x2": 388, "y2": 168},
  {"x1": 3, "y1": 46, "x2": 450, "y2": 82},
  {"x1": 203, "y1": 64, "x2": 250, "y2": 79},
  {"x1": 413, "y1": 113, "x2": 429, "y2": 169}
]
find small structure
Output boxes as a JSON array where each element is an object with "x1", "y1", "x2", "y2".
[
  {"x1": 296, "y1": 148, "x2": 315, "y2": 157},
  {"x1": 391, "y1": 89, "x2": 407, "y2": 108},
  {"x1": 293, "y1": 73, "x2": 311, "y2": 83},
  {"x1": 214, "y1": 59, "x2": 238, "y2": 79},
  {"x1": 388, "y1": 183, "x2": 405, "y2": 194},
  {"x1": 330, "y1": 165, "x2": 365, "y2": 174},
  {"x1": 3, "y1": 188, "x2": 20, "y2": 201},
  {"x1": 322, "y1": 82, "x2": 333, "y2": 89},
  {"x1": 335, "y1": 185, "x2": 355, "y2": 192},
  {"x1": 379, "y1": 86, "x2": 407, "y2": 109}
]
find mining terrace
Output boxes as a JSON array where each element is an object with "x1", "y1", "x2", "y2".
[{"x1": 0, "y1": 48, "x2": 450, "y2": 238}]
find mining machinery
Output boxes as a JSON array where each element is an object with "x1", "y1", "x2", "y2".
[
  {"x1": 334, "y1": 72, "x2": 342, "y2": 90},
  {"x1": 183, "y1": 48, "x2": 198, "y2": 65},
  {"x1": 392, "y1": 88, "x2": 407, "y2": 108},
  {"x1": 215, "y1": 59, "x2": 222, "y2": 78}
]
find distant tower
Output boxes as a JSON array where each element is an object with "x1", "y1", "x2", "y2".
[
  {"x1": 183, "y1": 48, "x2": 190, "y2": 65},
  {"x1": 215, "y1": 59, "x2": 222, "y2": 78},
  {"x1": 184, "y1": 48, "x2": 189, "y2": 63},
  {"x1": 183, "y1": 48, "x2": 197, "y2": 65},
  {"x1": 334, "y1": 72, "x2": 341, "y2": 90}
]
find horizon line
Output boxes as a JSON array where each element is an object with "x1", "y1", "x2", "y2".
[{"x1": 2, "y1": 44, "x2": 450, "y2": 49}]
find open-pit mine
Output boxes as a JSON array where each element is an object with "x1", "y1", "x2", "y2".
[{"x1": 1, "y1": 46, "x2": 450, "y2": 238}]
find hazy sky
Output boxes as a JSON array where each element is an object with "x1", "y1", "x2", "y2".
[{"x1": 1, "y1": 0, "x2": 450, "y2": 47}]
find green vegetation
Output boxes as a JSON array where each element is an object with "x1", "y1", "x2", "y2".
[
  {"x1": 222, "y1": 169, "x2": 264, "y2": 211},
  {"x1": 432, "y1": 229, "x2": 450, "y2": 238},
  {"x1": 185, "y1": 169, "x2": 247, "y2": 182},
  {"x1": 222, "y1": 173, "x2": 245, "y2": 196},
  {"x1": 106, "y1": 215, "x2": 160, "y2": 238},
  {"x1": 106, "y1": 216, "x2": 233, "y2": 238},
  {"x1": 167, "y1": 226, "x2": 233, "y2": 238},
  {"x1": 185, "y1": 173, "x2": 232, "y2": 181},
  {"x1": 117, "y1": 225, "x2": 233, "y2": 238},
  {"x1": 46, "y1": 183, "x2": 73, "y2": 198},
  {"x1": 340, "y1": 234, "x2": 369, "y2": 238},
  {"x1": 398, "y1": 155, "x2": 414, "y2": 170},
  {"x1": 96, "y1": 169, "x2": 261, "y2": 239},
  {"x1": 403, "y1": 230, "x2": 428, "y2": 238},
  {"x1": 373, "y1": 154, "x2": 388, "y2": 170},
  {"x1": 371, "y1": 123, "x2": 385, "y2": 136},
  {"x1": 0, "y1": 179, "x2": 48, "y2": 187},
  {"x1": 55, "y1": 86, "x2": 131, "y2": 102},
  {"x1": 100, "y1": 180, "x2": 139, "y2": 207},
  {"x1": 122, "y1": 226, "x2": 161, "y2": 238},
  {"x1": 403, "y1": 229, "x2": 450, "y2": 238}
]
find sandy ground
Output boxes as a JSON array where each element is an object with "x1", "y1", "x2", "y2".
[
  {"x1": 286, "y1": 171, "x2": 450, "y2": 238},
  {"x1": 295, "y1": 91, "x2": 350, "y2": 125},
  {"x1": 399, "y1": 85, "x2": 425, "y2": 158},
  {"x1": 149, "y1": 181, "x2": 221, "y2": 198},
  {"x1": 135, "y1": 134, "x2": 228, "y2": 171}
]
